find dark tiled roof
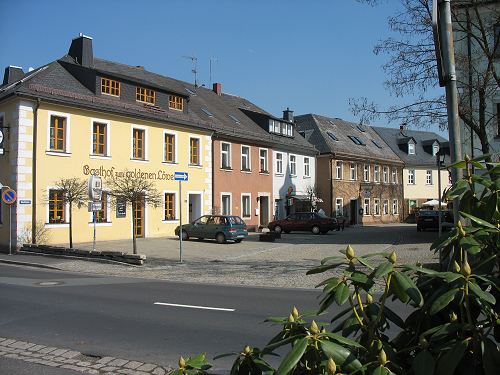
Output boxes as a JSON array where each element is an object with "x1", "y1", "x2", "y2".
[
  {"x1": 372, "y1": 126, "x2": 449, "y2": 167},
  {"x1": 0, "y1": 55, "x2": 317, "y2": 155},
  {"x1": 295, "y1": 114, "x2": 403, "y2": 165}
]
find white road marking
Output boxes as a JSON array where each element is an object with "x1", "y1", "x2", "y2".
[{"x1": 154, "y1": 302, "x2": 235, "y2": 312}]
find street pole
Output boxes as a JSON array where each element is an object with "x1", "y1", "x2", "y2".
[
  {"x1": 439, "y1": 0, "x2": 462, "y2": 225},
  {"x1": 179, "y1": 180, "x2": 183, "y2": 263},
  {"x1": 9, "y1": 204, "x2": 12, "y2": 255},
  {"x1": 437, "y1": 154, "x2": 443, "y2": 268},
  {"x1": 92, "y1": 209, "x2": 96, "y2": 252}
]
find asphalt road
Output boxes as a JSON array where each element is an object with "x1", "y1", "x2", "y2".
[{"x1": 0, "y1": 264, "x2": 323, "y2": 373}]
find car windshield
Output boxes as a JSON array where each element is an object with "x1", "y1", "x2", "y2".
[
  {"x1": 228, "y1": 216, "x2": 244, "y2": 225},
  {"x1": 316, "y1": 211, "x2": 329, "y2": 218},
  {"x1": 193, "y1": 216, "x2": 209, "y2": 224}
]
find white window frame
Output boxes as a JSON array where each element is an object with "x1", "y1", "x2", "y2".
[
  {"x1": 241, "y1": 193, "x2": 251, "y2": 218},
  {"x1": 363, "y1": 164, "x2": 370, "y2": 182},
  {"x1": 335, "y1": 161, "x2": 342, "y2": 179},
  {"x1": 304, "y1": 157, "x2": 310, "y2": 177},
  {"x1": 383, "y1": 199, "x2": 389, "y2": 215},
  {"x1": 335, "y1": 198, "x2": 343, "y2": 216},
  {"x1": 46, "y1": 111, "x2": 71, "y2": 156},
  {"x1": 350, "y1": 164, "x2": 357, "y2": 180},
  {"x1": 383, "y1": 166, "x2": 388, "y2": 183},
  {"x1": 426, "y1": 170, "x2": 433, "y2": 185},
  {"x1": 374, "y1": 165, "x2": 380, "y2": 183},
  {"x1": 130, "y1": 125, "x2": 148, "y2": 162},
  {"x1": 373, "y1": 198, "x2": 380, "y2": 216},
  {"x1": 241, "y1": 145, "x2": 251, "y2": 171},
  {"x1": 408, "y1": 142, "x2": 415, "y2": 155},
  {"x1": 274, "y1": 121, "x2": 280, "y2": 133},
  {"x1": 408, "y1": 169, "x2": 416, "y2": 185},
  {"x1": 391, "y1": 168, "x2": 397, "y2": 184},
  {"x1": 276, "y1": 152, "x2": 283, "y2": 174},
  {"x1": 162, "y1": 190, "x2": 178, "y2": 223},
  {"x1": 363, "y1": 198, "x2": 370, "y2": 216},
  {"x1": 268, "y1": 119, "x2": 274, "y2": 133},
  {"x1": 259, "y1": 148, "x2": 268, "y2": 173},
  {"x1": 189, "y1": 135, "x2": 202, "y2": 166},
  {"x1": 221, "y1": 193, "x2": 232, "y2": 215},
  {"x1": 163, "y1": 130, "x2": 178, "y2": 164},
  {"x1": 89, "y1": 118, "x2": 111, "y2": 158},
  {"x1": 221, "y1": 141, "x2": 231, "y2": 169},
  {"x1": 289, "y1": 154, "x2": 297, "y2": 176},
  {"x1": 392, "y1": 199, "x2": 399, "y2": 215}
]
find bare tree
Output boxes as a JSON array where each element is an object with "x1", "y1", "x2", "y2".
[
  {"x1": 106, "y1": 172, "x2": 162, "y2": 254},
  {"x1": 305, "y1": 183, "x2": 322, "y2": 212},
  {"x1": 48, "y1": 178, "x2": 87, "y2": 248},
  {"x1": 351, "y1": 0, "x2": 499, "y2": 162}
]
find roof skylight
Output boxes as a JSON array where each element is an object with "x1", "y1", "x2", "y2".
[
  {"x1": 371, "y1": 140, "x2": 383, "y2": 149},
  {"x1": 348, "y1": 135, "x2": 365, "y2": 145},
  {"x1": 201, "y1": 108, "x2": 213, "y2": 117},
  {"x1": 357, "y1": 125, "x2": 366, "y2": 132},
  {"x1": 185, "y1": 87, "x2": 196, "y2": 95},
  {"x1": 327, "y1": 131, "x2": 339, "y2": 141},
  {"x1": 228, "y1": 114, "x2": 240, "y2": 123}
]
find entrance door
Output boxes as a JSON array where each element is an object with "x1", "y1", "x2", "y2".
[
  {"x1": 133, "y1": 196, "x2": 145, "y2": 238},
  {"x1": 259, "y1": 196, "x2": 269, "y2": 226},
  {"x1": 189, "y1": 193, "x2": 202, "y2": 223},
  {"x1": 350, "y1": 199, "x2": 357, "y2": 225}
]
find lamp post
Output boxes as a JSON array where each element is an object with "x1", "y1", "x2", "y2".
[{"x1": 437, "y1": 150, "x2": 446, "y2": 268}]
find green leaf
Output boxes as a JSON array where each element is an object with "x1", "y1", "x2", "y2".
[
  {"x1": 316, "y1": 276, "x2": 340, "y2": 288},
  {"x1": 393, "y1": 272, "x2": 423, "y2": 307},
  {"x1": 349, "y1": 271, "x2": 369, "y2": 285},
  {"x1": 319, "y1": 340, "x2": 363, "y2": 372},
  {"x1": 471, "y1": 154, "x2": 491, "y2": 162},
  {"x1": 264, "y1": 335, "x2": 304, "y2": 353},
  {"x1": 460, "y1": 211, "x2": 498, "y2": 230},
  {"x1": 275, "y1": 337, "x2": 309, "y2": 375},
  {"x1": 322, "y1": 332, "x2": 365, "y2": 349},
  {"x1": 446, "y1": 160, "x2": 466, "y2": 169},
  {"x1": 468, "y1": 281, "x2": 496, "y2": 305},
  {"x1": 213, "y1": 352, "x2": 239, "y2": 360},
  {"x1": 482, "y1": 339, "x2": 500, "y2": 375},
  {"x1": 307, "y1": 264, "x2": 340, "y2": 275},
  {"x1": 470, "y1": 160, "x2": 486, "y2": 169},
  {"x1": 445, "y1": 179, "x2": 468, "y2": 198},
  {"x1": 412, "y1": 350, "x2": 435, "y2": 375},
  {"x1": 382, "y1": 305, "x2": 405, "y2": 328},
  {"x1": 430, "y1": 229, "x2": 457, "y2": 251},
  {"x1": 403, "y1": 264, "x2": 438, "y2": 275},
  {"x1": 320, "y1": 256, "x2": 345, "y2": 265},
  {"x1": 440, "y1": 272, "x2": 463, "y2": 282},
  {"x1": 390, "y1": 274, "x2": 409, "y2": 303},
  {"x1": 334, "y1": 283, "x2": 350, "y2": 305},
  {"x1": 430, "y1": 288, "x2": 459, "y2": 315},
  {"x1": 436, "y1": 339, "x2": 468, "y2": 375},
  {"x1": 323, "y1": 278, "x2": 342, "y2": 294},
  {"x1": 356, "y1": 256, "x2": 374, "y2": 270},
  {"x1": 374, "y1": 262, "x2": 393, "y2": 278},
  {"x1": 372, "y1": 365, "x2": 390, "y2": 375}
]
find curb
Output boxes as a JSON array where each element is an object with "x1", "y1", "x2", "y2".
[
  {"x1": 16, "y1": 251, "x2": 143, "y2": 267},
  {"x1": 0, "y1": 258, "x2": 61, "y2": 270}
]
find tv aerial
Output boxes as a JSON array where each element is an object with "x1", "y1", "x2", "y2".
[{"x1": 182, "y1": 55, "x2": 198, "y2": 87}]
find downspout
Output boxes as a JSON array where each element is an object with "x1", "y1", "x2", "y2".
[
  {"x1": 329, "y1": 156, "x2": 334, "y2": 217},
  {"x1": 31, "y1": 98, "x2": 41, "y2": 243},
  {"x1": 210, "y1": 130, "x2": 215, "y2": 214}
]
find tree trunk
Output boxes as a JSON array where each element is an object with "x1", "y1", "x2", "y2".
[
  {"x1": 69, "y1": 201, "x2": 73, "y2": 248},
  {"x1": 132, "y1": 202, "x2": 137, "y2": 255}
]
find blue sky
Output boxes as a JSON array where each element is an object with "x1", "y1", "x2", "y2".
[{"x1": 0, "y1": 0, "x2": 446, "y2": 137}]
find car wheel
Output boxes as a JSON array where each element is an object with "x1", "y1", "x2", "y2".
[
  {"x1": 311, "y1": 225, "x2": 320, "y2": 235},
  {"x1": 180, "y1": 230, "x2": 189, "y2": 241},
  {"x1": 274, "y1": 225, "x2": 283, "y2": 234},
  {"x1": 216, "y1": 232, "x2": 226, "y2": 244},
  {"x1": 234, "y1": 239, "x2": 243, "y2": 243}
]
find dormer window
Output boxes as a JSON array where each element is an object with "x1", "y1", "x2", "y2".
[
  {"x1": 432, "y1": 144, "x2": 440, "y2": 156},
  {"x1": 169, "y1": 95, "x2": 184, "y2": 111},
  {"x1": 101, "y1": 77, "x2": 120, "y2": 97},
  {"x1": 408, "y1": 142, "x2": 415, "y2": 155},
  {"x1": 136, "y1": 87, "x2": 156, "y2": 104},
  {"x1": 268, "y1": 119, "x2": 293, "y2": 137}
]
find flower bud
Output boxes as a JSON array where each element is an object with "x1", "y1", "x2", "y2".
[
  {"x1": 310, "y1": 320, "x2": 320, "y2": 335},
  {"x1": 243, "y1": 345, "x2": 252, "y2": 356},
  {"x1": 288, "y1": 313, "x2": 295, "y2": 323},
  {"x1": 453, "y1": 260, "x2": 460, "y2": 273},
  {"x1": 464, "y1": 154, "x2": 470, "y2": 163},
  {"x1": 178, "y1": 356, "x2": 186, "y2": 369},
  {"x1": 321, "y1": 327, "x2": 327, "y2": 334},
  {"x1": 366, "y1": 293, "x2": 373, "y2": 304},
  {"x1": 461, "y1": 260, "x2": 471, "y2": 277},
  {"x1": 327, "y1": 357, "x2": 337, "y2": 374},
  {"x1": 389, "y1": 251, "x2": 397, "y2": 264},
  {"x1": 450, "y1": 311, "x2": 458, "y2": 322},
  {"x1": 457, "y1": 221, "x2": 466, "y2": 237},
  {"x1": 346, "y1": 245, "x2": 355, "y2": 260},
  {"x1": 292, "y1": 306, "x2": 299, "y2": 319},
  {"x1": 379, "y1": 349, "x2": 387, "y2": 366}
]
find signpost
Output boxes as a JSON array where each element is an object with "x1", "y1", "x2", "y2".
[
  {"x1": 88, "y1": 175, "x2": 103, "y2": 252},
  {"x1": 174, "y1": 172, "x2": 188, "y2": 263},
  {"x1": 1, "y1": 187, "x2": 17, "y2": 255}
]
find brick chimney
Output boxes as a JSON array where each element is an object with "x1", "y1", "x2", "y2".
[
  {"x1": 213, "y1": 82, "x2": 222, "y2": 95},
  {"x1": 2, "y1": 66, "x2": 24, "y2": 85},
  {"x1": 283, "y1": 107, "x2": 294, "y2": 122},
  {"x1": 68, "y1": 33, "x2": 94, "y2": 68}
]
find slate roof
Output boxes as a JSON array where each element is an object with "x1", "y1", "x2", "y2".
[
  {"x1": 0, "y1": 53, "x2": 317, "y2": 155},
  {"x1": 372, "y1": 126, "x2": 449, "y2": 167},
  {"x1": 294, "y1": 114, "x2": 403, "y2": 165}
]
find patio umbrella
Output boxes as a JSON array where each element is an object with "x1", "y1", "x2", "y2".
[{"x1": 422, "y1": 199, "x2": 447, "y2": 207}]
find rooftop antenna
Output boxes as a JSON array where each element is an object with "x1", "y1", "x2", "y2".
[
  {"x1": 209, "y1": 57, "x2": 218, "y2": 87},
  {"x1": 182, "y1": 55, "x2": 198, "y2": 87}
]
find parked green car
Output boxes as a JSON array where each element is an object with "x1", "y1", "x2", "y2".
[{"x1": 175, "y1": 215, "x2": 248, "y2": 244}]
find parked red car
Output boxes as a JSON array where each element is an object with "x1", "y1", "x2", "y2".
[{"x1": 268, "y1": 212, "x2": 340, "y2": 234}]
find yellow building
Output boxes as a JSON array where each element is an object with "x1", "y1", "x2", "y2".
[{"x1": 0, "y1": 35, "x2": 213, "y2": 249}]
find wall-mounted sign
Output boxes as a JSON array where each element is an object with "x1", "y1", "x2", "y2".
[
  {"x1": 116, "y1": 200, "x2": 126, "y2": 218},
  {"x1": 0, "y1": 128, "x2": 4, "y2": 155},
  {"x1": 19, "y1": 199, "x2": 32, "y2": 205},
  {"x1": 88, "y1": 201, "x2": 102, "y2": 212}
]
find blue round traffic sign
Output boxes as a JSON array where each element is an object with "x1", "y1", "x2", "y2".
[{"x1": 1, "y1": 188, "x2": 17, "y2": 205}]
